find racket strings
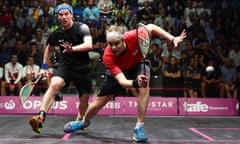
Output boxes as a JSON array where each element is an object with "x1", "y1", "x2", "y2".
[{"x1": 137, "y1": 24, "x2": 151, "y2": 56}]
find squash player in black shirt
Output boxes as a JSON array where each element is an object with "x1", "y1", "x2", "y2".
[{"x1": 29, "y1": 3, "x2": 94, "y2": 133}]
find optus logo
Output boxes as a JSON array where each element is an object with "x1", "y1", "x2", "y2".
[
  {"x1": 4, "y1": 100, "x2": 16, "y2": 110},
  {"x1": 183, "y1": 101, "x2": 209, "y2": 112},
  {"x1": 23, "y1": 100, "x2": 68, "y2": 110}
]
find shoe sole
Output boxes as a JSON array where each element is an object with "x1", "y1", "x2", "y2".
[
  {"x1": 132, "y1": 136, "x2": 148, "y2": 142},
  {"x1": 29, "y1": 118, "x2": 41, "y2": 133},
  {"x1": 79, "y1": 128, "x2": 87, "y2": 131},
  {"x1": 74, "y1": 129, "x2": 88, "y2": 134}
]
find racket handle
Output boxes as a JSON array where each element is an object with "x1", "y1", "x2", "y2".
[
  {"x1": 142, "y1": 62, "x2": 146, "y2": 75},
  {"x1": 34, "y1": 75, "x2": 43, "y2": 84}
]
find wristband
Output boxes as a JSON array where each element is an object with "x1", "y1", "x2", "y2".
[
  {"x1": 41, "y1": 63, "x2": 48, "y2": 70},
  {"x1": 132, "y1": 79, "x2": 139, "y2": 88}
]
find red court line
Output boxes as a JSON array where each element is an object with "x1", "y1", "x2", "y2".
[
  {"x1": 0, "y1": 138, "x2": 60, "y2": 141},
  {"x1": 2, "y1": 138, "x2": 240, "y2": 143},
  {"x1": 195, "y1": 128, "x2": 240, "y2": 130},
  {"x1": 189, "y1": 128, "x2": 216, "y2": 141},
  {"x1": 62, "y1": 133, "x2": 72, "y2": 140},
  {"x1": 2, "y1": 127, "x2": 240, "y2": 143}
]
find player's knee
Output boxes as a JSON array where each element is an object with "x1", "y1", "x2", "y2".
[
  {"x1": 49, "y1": 81, "x2": 64, "y2": 92},
  {"x1": 50, "y1": 77, "x2": 65, "y2": 90}
]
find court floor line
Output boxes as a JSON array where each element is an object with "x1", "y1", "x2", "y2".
[
  {"x1": 72, "y1": 139, "x2": 240, "y2": 143},
  {"x1": 61, "y1": 127, "x2": 240, "y2": 142},
  {"x1": 62, "y1": 133, "x2": 71, "y2": 140},
  {"x1": 1, "y1": 137, "x2": 240, "y2": 143},
  {"x1": 61, "y1": 138, "x2": 240, "y2": 143},
  {"x1": 1, "y1": 115, "x2": 240, "y2": 143},
  {"x1": 196, "y1": 128, "x2": 240, "y2": 130},
  {"x1": 189, "y1": 128, "x2": 216, "y2": 141}
]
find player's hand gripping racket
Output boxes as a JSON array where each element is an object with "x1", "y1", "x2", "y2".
[
  {"x1": 136, "y1": 23, "x2": 151, "y2": 75},
  {"x1": 19, "y1": 75, "x2": 43, "y2": 105}
]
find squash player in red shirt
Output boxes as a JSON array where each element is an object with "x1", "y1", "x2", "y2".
[{"x1": 64, "y1": 24, "x2": 187, "y2": 142}]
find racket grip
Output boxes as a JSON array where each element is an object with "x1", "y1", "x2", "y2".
[
  {"x1": 34, "y1": 75, "x2": 43, "y2": 84},
  {"x1": 142, "y1": 63, "x2": 146, "y2": 75}
]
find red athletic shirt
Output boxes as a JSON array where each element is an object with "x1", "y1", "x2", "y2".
[{"x1": 103, "y1": 29, "x2": 143, "y2": 76}]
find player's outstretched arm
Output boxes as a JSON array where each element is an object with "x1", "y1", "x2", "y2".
[
  {"x1": 172, "y1": 30, "x2": 187, "y2": 47},
  {"x1": 145, "y1": 24, "x2": 187, "y2": 47}
]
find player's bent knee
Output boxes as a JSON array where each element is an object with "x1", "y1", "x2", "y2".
[{"x1": 50, "y1": 77, "x2": 65, "y2": 90}]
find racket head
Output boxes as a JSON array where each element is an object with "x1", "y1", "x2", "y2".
[
  {"x1": 136, "y1": 23, "x2": 151, "y2": 57},
  {"x1": 19, "y1": 75, "x2": 43, "y2": 105},
  {"x1": 19, "y1": 82, "x2": 35, "y2": 104}
]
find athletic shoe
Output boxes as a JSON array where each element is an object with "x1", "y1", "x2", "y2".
[
  {"x1": 132, "y1": 127, "x2": 148, "y2": 142},
  {"x1": 29, "y1": 115, "x2": 44, "y2": 133},
  {"x1": 54, "y1": 92, "x2": 63, "y2": 101},
  {"x1": 75, "y1": 116, "x2": 87, "y2": 130},
  {"x1": 64, "y1": 120, "x2": 90, "y2": 133}
]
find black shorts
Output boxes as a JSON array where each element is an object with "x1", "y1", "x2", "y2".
[
  {"x1": 54, "y1": 64, "x2": 92, "y2": 96},
  {"x1": 98, "y1": 63, "x2": 150, "y2": 97}
]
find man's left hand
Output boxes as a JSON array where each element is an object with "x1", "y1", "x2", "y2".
[{"x1": 61, "y1": 42, "x2": 73, "y2": 53}]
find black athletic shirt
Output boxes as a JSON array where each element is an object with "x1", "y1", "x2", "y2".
[{"x1": 47, "y1": 22, "x2": 91, "y2": 72}]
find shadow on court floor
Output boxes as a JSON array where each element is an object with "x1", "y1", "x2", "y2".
[{"x1": 0, "y1": 115, "x2": 240, "y2": 144}]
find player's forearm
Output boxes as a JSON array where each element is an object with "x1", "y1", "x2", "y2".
[
  {"x1": 147, "y1": 24, "x2": 175, "y2": 41},
  {"x1": 118, "y1": 78, "x2": 133, "y2": 88},
  {"x1": 115, "y1": 72, "x2": 133, "y2": 88},
  {"x1": 42, "y1": 45, "x2": 53, "y2": 65},
  {"x1": 120, "y1": 79, "x2": 134, "y2": 88},
  {"x1": 72, "y1": 42, "x2": 92, "y2": 52},
  {"x1": 72, "y1": 36, "x2": 93, "y2": 52}
]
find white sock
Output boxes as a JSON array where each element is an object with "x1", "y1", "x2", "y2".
[
  {"x1": 135, "y1": 122, "x2": 144, "y2": 129},
  {"x1": 77, "y1": 112, "x2": 81, "y2": 118}
]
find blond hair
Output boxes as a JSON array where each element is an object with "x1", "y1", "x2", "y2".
[{"x1": 106, "y1": 25, "x2": 125, "y2": 40}]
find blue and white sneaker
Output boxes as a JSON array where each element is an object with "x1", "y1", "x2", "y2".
[
  {"x1": 63, "y1": 120, "x2": 90, "y2": 133},
  {"x1": 132, "y1": 127, "x2": 148, "y2": 142}
]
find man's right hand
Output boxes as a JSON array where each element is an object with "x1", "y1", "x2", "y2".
[
  {"x1": 39, "y1": 69, "x2": 48, "y2": 78},
  {"x1": 137, "y1": 74, "x2": 149, "y2": 88}
]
